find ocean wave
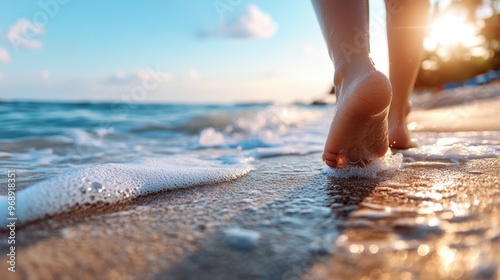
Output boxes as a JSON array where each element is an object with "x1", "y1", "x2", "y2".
[
  {"x1": 196, "y1": 105, "x2": 328, "y2": 149},
  {"x1": 0, "y1": 157, "x2": 252, "y2": 224}
]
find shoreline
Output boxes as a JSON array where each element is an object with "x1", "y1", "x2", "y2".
[{"x1": 1, "y1": 152, "x2": 499, "y2": 279}]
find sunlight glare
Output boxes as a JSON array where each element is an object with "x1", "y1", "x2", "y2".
[{"x1": 427, "y1": 11, "x2": 483, "y2": 49}]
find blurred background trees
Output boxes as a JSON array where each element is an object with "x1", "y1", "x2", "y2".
[{"x1": 415, "y1": 0, "x2": 500, "y2": 89}]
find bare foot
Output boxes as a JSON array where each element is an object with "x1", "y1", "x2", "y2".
[
  {"x1": 323, "y1": 62, "x2": 392, "y2": 168},
  {"x1": 388, "y1": 123, "x2": 413, "y2": 149},
  {"x1": 388, "y1": 101, "x2": 414, "y2": 149}
]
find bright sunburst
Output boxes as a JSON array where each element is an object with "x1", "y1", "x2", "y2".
[{"x1": 424, "y1": 8, "x2": 484, "y2": 52}]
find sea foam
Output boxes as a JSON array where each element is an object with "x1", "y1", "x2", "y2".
[
  {"x1": 0, "y1": 157, "x2": 252, "y2": 224},
  {"x1": 322, "y1": 151, "x2": 403, "y2": 179},
  {"x1": 400, "y1": 142, "x2": 499, "y2": 162}
]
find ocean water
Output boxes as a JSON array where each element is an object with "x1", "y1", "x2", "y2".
[{"x1": 0, "y1": 100, "x2": 498, "y2": 224}]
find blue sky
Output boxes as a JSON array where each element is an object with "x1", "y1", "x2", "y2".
[{"x1": 0, "y1": 0, "x2": 391, "y2": 103}]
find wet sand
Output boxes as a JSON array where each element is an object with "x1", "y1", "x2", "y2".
[
  {"x1": 409, "y1": 83, "x2": 500, "y2": 132},
  {"x1": 1, "y1": 86, "x2": 500, "y2": 280}
]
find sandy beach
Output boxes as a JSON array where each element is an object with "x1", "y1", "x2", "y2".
[{"x1": 1, "y1": 85, "x2": 500, "y2": 280}]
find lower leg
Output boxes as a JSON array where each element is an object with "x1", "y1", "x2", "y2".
[
  {"x1": 385, "y1": 0, "x2": 430, "y2": 148},
  {"x1": 313, "y1": 0, "x2": 392, "y2": 168},
  {"x1": 312, "y1": 0, "x2": 372, "y2": 83}
]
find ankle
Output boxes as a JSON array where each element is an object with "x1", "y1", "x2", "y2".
[
  {"x1": 333, "y1": 58, "x2": 376, "y2": 86},
  {"x1": 388, "y1": 115, "x2": 407, "y2": 128},
  {"x1": 389, "y1": 101, "x2": 411, "y2": 126}
]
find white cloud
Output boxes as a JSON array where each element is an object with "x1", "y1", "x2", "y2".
[
  {"x1": 7, "y1": 18, "x2": 45, "y2": 50},
  {"x1": 105, "y1": 69, "x2": 173, "y2": 85},
  {"x1": 200, "y1": 5, "x2": 278, "y2": 40},
  {"x1": 137, "y1": 69, "x2": 173, "y2": 83},
  {"x1": 0, "y1": 48, "x2": 10, "y2": 63},
  {"x1": 114, "y1": 71, "x2": 127, "y2": 80},
  {"x1": 105, "y1": 71, "x2": 137, "y2": 84},
  {"x1": 40, "y1": 70, "x2": 50, "y2": 80},
  {"x1": 186, "y1": 70, "x2": 201, "y2": 81}
]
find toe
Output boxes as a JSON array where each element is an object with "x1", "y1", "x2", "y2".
[
  {"x1": 323, "y1": 152, "x2": 338, "y2": 168},
  {"x1": 323, "y1": 152, "x2": 349, "y2": 168}
]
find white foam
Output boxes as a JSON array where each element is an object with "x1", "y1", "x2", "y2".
[
  {"x1": 322, "y1": 151, "x2": 403, "y2": 179},
  {"x1": 251, "y1": 145, "x2": 324, "y2": 159},
  {"x1": 401, "y1": 143, "x2": 498, "y2": 162},
  {"x1": 7, "y1": 148, "x2": 60, "y2": 167},
  {"x1": 196, "y1": 105, "x2": 326, "y2": 149},
  {"x1": 0, "y1": 157, "x2": 252, "y2": 224},
  {"x1": 198, "y1": 127, "x2": 226, "y2": 146}
]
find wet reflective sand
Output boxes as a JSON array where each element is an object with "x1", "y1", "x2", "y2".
[{"x1": 1, "y1": 149, "x2": 498, "y2": 280}]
